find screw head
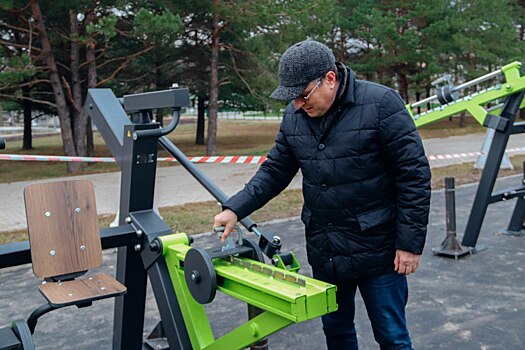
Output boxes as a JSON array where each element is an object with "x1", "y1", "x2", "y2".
[
  {"x1": 136, "y1": 230, "x2": 143, "y2": 237},
  {"x1": 45, "y1": 211, "x2": 51, "y2": 217},
  {"x1": 75, "y1": 208, "x2": 81, "y2": 213},
  {"x1": 50, "y1": 250, "x2": 56, "y2": 256},
  {"x1": 125, "y1": 217, "x2": 132, "y2": 223},
  {"x1": 134, "y1": 244, "x2": 141, "y2": 251},
  {"x1": 80, "y1": 245, "x2": 86, "y2": 251}
]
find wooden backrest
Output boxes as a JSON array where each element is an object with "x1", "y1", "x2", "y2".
[{"x1": 24, "y1": 180, "x2": 102, "y2": 278}]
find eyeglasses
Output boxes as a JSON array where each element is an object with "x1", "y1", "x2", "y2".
[{"x1": 297, "y1": 78, "x2": 322, "y2": 101}]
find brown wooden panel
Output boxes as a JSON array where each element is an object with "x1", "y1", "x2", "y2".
[
  {"x1": 24, "y1": 180, "x2": 102, "y2": 278},
  {"x1": 38, "y1": 273, "x2": 126, "y2": 306}
]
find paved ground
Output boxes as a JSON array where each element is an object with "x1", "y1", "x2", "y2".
[
  {"x1": 0, "y1": 176, "x2": 524, "y2": 349},
  {"x1": 3, "y1": 132, "x2": 525, "y2": 233}
]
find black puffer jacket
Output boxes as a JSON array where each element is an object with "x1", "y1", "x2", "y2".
[{"x1": 225, "y1": 65, "x2": 431, "y2": 282}]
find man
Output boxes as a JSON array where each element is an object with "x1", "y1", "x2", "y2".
[{"x1": 214, "y1": 40, "x2": 431, "y2": 349}]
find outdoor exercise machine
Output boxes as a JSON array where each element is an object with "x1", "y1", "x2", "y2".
[
  {"x1": 407, "y1": 61, "x2": 525, "y2": 254},
  {"x1": 0, "y1": 87, "x2": 336, "y2": 350}
]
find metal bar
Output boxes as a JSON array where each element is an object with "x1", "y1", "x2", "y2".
[
  {"x1": 410, "y1": 70, "x2": 503, "y2": 109},
  {"x1": 147, "y1": 257, "x2": 193, "y2": 350},
  {"x1": 506, "y1": 162, "x2": 525, "y2": 233},
  {"x1": 112, "y1": 123, "x2": 160, "y2": 350},
  {"x1": 410, "y1": 95, "x2": 438, "y2": 108},
  {"x1": 506, "y1": 197, "x2": 525, "y2": 232},
  {"x1": 445, "y1": 177, "x2": 457, "y2": 237},
  {"x1": 452, "y1": 69, "x2": 502, "y2": 92},
  {"x1": 462, "y1": 91, "x2": 525, "y2": 247},
  {"x1": 0, "y1": 226, "x2": 136, "y2": 269},
  {"x1": 488, "y1": 188, "x2": 525, "y2": 204},
  {"x1": 159, "y1": 136, "x2": 257, "y2": 230},
  {"x1": 85, "y1": 89, "x2": 132, "y2": 165}
]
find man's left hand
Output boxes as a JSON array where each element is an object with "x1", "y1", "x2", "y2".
[{"x1": 394, "y1": 250, "x2": 421, "y2": 275}]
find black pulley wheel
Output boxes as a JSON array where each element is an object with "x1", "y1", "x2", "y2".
[
  {"x1": 240, "y1": 238, "x2": 265, "y2": 263},
  {"x1": 184, "y1": 247, "x2": 217, "y2": 304},
  {"x1": 11, "y1": 320, "x2": 35, "y2": 350}
]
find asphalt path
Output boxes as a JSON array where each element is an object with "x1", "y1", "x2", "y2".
[{"x1": 0, "y1": 176, "x2": 524, "y2": 349}]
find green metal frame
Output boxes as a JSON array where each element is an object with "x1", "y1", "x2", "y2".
[
  {"x1": 159, "y1": 233, "x2": 337, "y2": 350},
  {"x1": 408, "y1": 61, "x2": 525, "y2": 127}
]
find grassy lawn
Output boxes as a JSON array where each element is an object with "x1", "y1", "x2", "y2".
[{"x1": 0, "y1": 115, "x2": 521, "y2": 244}]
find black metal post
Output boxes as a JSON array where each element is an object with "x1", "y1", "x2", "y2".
[
  {"x1": 462, "y1": 91, "x2": 525, "y2": 247},
  {"x1": 501, "y1": 161, "x2": 525, "y2": 236},
  {"x1": 432, "y1": 177, "x2": 474, "y2": 258}
]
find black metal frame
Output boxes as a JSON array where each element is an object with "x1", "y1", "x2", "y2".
[
  {"x1": 0, "y1": 86, "x2": 276, "y2": 350},
  {"x1": 462, "y1": 91, "x2": 525, "y2": 247}
]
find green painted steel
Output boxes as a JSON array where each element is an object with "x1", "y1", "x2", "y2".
[
  {"x1": 159, "y1": 233, "x2": 337, "y2": 350},
  {"x1": 408, "y1": 61, "x2": 525, "y2": 127}
]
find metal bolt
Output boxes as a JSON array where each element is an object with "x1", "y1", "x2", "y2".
[
  {"x1": 506, "y1": 84, "x2": 512, "y2": 89},
  {"x1": 45, "y1": 211, "x2": 51, "y2": 217},
  {"x1": 80, "y1": 245, "x2": 86, "y2": 251},
  {"x1": 75, "y1": 208, "x2": 81, "y2": 213},
  {"x1": 272, "y1": 236, "x2": 281, "y2": 244},
  {"x1": 134, "y1": 244, "x2": 141, "y2": 251},
  {"x1": 125, "y1": 217, "x2": 132, "y2": 223},
  {"x1": 50, "y1": 250, "x2": 56, "y2": 256},
  {"x1": 136, "y1": 230, "x2": 143, "y2": 237},
  {"x1": 100, "y1": 287, "x2": 106, "y2": 291},
  {"x1": 272, "y1": 257, "x2": 279, "y2": 265},
  {"x1": 68, "y1": 293, "x2": 73, "y2": 297}
]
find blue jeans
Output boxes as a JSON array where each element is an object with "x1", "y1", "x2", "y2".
[{"x1": 320, "y1": 272, "x2": 412, "y2": 350}]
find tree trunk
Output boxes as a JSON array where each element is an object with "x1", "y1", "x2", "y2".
[
  {"x1": 70, "y1": 10, "x2": 87, "y2": 161},
  {"x1": 85, "y1": 13, "x2": 97, "y2": 157},
  {"x1": 22, "y1": 85, "x2": 33, "y2": 150},
  {"x1": 206, "y1": 0, "x2": 220, "y2": 156},
  {"x1": 31, "y1": 0, "x2": 81, "y2": 173},
  {"x1": 196, "y1": 96, "x2": 205, "y2": 145},
  {"x1": 397, "y1": 71, "x2": 408, "y2": 103}
]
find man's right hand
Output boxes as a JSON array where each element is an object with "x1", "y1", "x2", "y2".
[{"x1": 213, "y1": 209, "x2": 238, "y2": 241}]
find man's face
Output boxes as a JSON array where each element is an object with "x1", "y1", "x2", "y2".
[{"x1": 293, "y1": 72, "x2": 337, "y2": 118}]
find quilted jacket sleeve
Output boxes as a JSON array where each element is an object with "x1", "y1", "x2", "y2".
[
  {"x1": 223, "y1": 121, "x2": 300, "y2": 220},
  {"x1": 378, "y1": 89, "x2": 431, "y2": 254}
]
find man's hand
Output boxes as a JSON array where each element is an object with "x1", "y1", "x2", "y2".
[
  {"x1": 394, "y1": 250, "x2": 421, "y2": 275},
  {"x1": 213, "y1": 209, "x2": 238, "y2": 241}
]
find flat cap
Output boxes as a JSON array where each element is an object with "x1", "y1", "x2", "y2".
[{"x1": 271, "y1": 40, "x2": 336, "y2": 101}]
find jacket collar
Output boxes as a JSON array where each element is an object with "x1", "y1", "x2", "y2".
[{"x1": 336, "y1": 62, "x2": 355, "y2": 106}]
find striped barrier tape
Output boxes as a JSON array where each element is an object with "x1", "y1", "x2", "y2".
[
  {"x1": 0, "y1": 154, "x2": 268, "y2": 164},
  {"x1": 2, "y1": 147, "x2": 525, "y2": 164}
]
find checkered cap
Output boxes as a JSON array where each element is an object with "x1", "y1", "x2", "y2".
[{"x1": 271, "y1": 40, "x2": 336, "y2": 101}]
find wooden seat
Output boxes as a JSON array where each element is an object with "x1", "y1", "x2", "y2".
[{"x1": 24, "y1": 180, "x2": 126, "y2": 307}]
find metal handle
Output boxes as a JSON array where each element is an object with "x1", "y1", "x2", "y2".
[
  {"x1": 215, "y1": 225, "x2": 243, "y2": 251},
  {"x1": 133, "y1": 108, "x2": 181, "y2": 140}
]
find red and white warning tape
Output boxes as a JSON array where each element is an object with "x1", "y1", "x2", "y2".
[
  {"x1": 427, "y1": 147, "x2": 525, "y2": 161},
  {"x1": 0, "y1": 154, "x2": 268, "y2": 164},
  {"x1": 2, "y1": 147, "x2": 525, "y2": 164}
]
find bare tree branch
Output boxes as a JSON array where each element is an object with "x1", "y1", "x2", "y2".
[
  {"x1": 96, "y1": 45, "x2": 155, "y2": 86},
  {"x1": 0, "y1": 92, "x2": 57, "y2": 108}
]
